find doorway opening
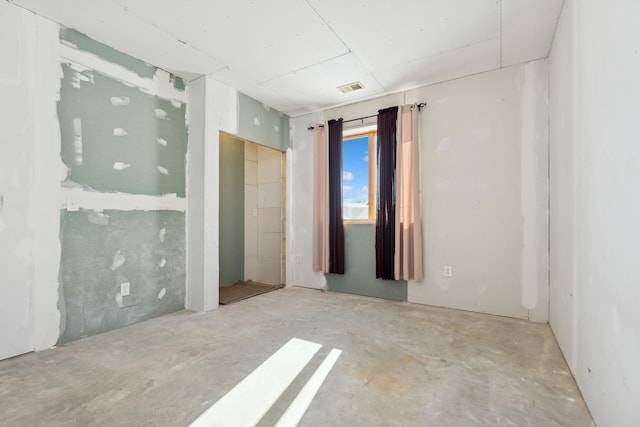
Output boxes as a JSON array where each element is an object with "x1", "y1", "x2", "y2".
[{"x1": 218, "y1": 132, "x2": 286, "y2": 304}]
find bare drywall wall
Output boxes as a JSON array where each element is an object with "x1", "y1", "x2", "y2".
[
  {"x1": 238, "y1": 93, "x2": 290, "y2": 151},
  {"x1": 290, "y1": 62, "x2": 549, "y2": 320},
  {"x1": 1, "y1": 6, "x2": 191, "y2": 355},
  {"x1": 188, "y1": 79, "x2": 293, "y2": 310},
  {"x1": 289, "y1": 113, "x2": 326, "y2": 290},
  {"x1": 59, "y1": 27, "x2": 158, "y2": 80},
  {"x1": 406, "y1": 63, "x2": 549, "y2": 319},
  {"x1": 256, "y1": 145, "x2": 283, "y2": 285},
  {"x1": 519, "y1": 59, "x2": 550, "y2": 323},
  {"x1": 0, "y1": 2, "x2": 36, "y2": 360},
  {"x1": 0, "y1": 2, "x2": 62, "y2": 358},
  {"x1": 58, "y1": 209, "x2": 185, "y2": 343},
  {"x1": 244, "y1": 142, "x2": 259, "y2": 281},
  {"x1": 219, "y1": 134, "x2": 245, "y2": 287},
  {"x1": 242, "y1": 141, "x2": 284, "y2": 285},
  {"x1": 549, "y1": 0, "x2": 640, "y2": 425},
  {"x1": 187, "y1": 78, "x2": 236, "y2": 311},
  {"x1": 32, "y1": 13, "x2": 66, "y2": 353},
  {"x1": 55, "y1": 28, "x2": 188, "y2": 343},
  {"x1": 58, "y1": 61, "x2": 188, "y2": 196},
  {"x1": 326, "y1": 224, "x2": 407, "y2": 301},
  {"x1": 186, "y1": 76, "x2": 207, "y2": 311},
  {"x1": 549, "y1": 0, "x2": 578, "y2": 373}
]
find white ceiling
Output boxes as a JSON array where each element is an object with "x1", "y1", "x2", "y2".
[{"x1": 10, "y1": 0, "x2": 564, "y2": 117}]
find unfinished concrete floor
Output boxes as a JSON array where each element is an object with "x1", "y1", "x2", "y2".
[{"x1": 0, "y1": 287, "x2": 593, "y2": 426}]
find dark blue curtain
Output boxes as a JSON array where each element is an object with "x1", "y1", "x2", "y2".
[
  {"x1": 328, "y1": 119, "x2": 345, "y2": 274},
  {"x1": 376, "y1": 107, "x2": 398, "y2": 279}
]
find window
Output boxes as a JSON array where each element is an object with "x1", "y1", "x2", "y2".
[{"x1": 342, "y1": 126, "x2": 376, "y2": 221}]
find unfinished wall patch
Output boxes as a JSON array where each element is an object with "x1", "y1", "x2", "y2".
[
  {"x1": 58, "y1": 63, "x2": 188, "y2": 197},
  {"x1": 58, "y1": 209, "x2": 185, "y2": 344},
  {"x1": 72, "y1": 118, "x2": 83, "y2": 165},
  {"x1": 55, "y1": 26, "x2": 189, "y2": 346},
  {"x1": 110, "y1": 96, "x2": 130, "y2": 106},
  {"x1": 60, "y1": 28, "x2": 157, "y2": 79},
  {"x1": 238, "y1": 93, "x2": 291, "y2": 151}
]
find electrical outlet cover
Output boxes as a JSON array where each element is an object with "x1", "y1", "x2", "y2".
[
  {"x1": 121, "y1": 282, "x2": 130, "y2": 296},
  {"x1": 444, "y1": 266, "x2": 453, "y2": 277}
]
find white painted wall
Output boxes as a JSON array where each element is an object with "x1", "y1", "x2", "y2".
[
  {"x1": 549, "y1": 0, "x2": 640, "y2": 425},
  {"x1": 290, "y1": 62, "x2": 550, "y2": 320}
]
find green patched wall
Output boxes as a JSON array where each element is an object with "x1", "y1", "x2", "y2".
[
  {"x1": 219, "y1": 134, "x2": 245, "y2": 287},
  {"x1": 238, "y1": 92, "x2": 290, "y2": 151},
  {"x1": 58, "y1": 63, "x2": 188, "y2": 196},
  {"x1": 57, "y1": 28, "x2": 187, "y2": 344},
  {"x1": 326, "y1": 223, "x2": 407, "y2": 301},
  {"x1": 58, "y1": 210, "x2": 185, "y2": 344},
  {"x1": 60, "y1": 28, "x2": 159, "y2": 80}
]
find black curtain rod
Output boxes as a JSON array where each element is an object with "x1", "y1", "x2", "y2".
[
  {"x1": 307, "y1": 102, "x2": 426, "y2": 130},
  {"x1": 342, "y1": 113, "x2": 378, "y2": 124}
]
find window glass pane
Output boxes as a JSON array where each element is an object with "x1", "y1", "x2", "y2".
[{"x1": 342, "y1": 135, "x2": 370, "y2": 220}]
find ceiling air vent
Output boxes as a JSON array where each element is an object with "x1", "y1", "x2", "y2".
[{"x1": 337, "y1": 81, "x2": 364, "y2": 93}]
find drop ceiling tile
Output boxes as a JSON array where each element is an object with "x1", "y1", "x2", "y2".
[
  {"x1": 210, "y1": 67, "x2": 303, "y2": 115},
  {"x1": 12, "y1": 0, "x2": 565, "y2": 116},
  {"x1": 114, "y1": 0, "x2": 349, "y2": 82},
  {"x1": 13, "y1": 0, "x2": 223, "y2": 78},
  {"x1": 262, "y1": 53, "x2": 386, "y2": 114},
  {"x1": 284, "y1": 106, "x2": 317, "y2": 118},
  {"x1": 501, "y1": 0, "x2": 565, "y2": 67},
  {"x1": 374, "y1": 38, "x2": 501, "y2": 93},
  {"x1": 307, "y1": 0, "x2": 500, "y2": 71}
]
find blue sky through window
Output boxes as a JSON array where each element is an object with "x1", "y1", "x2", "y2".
[{"x1": 342, "y1": 135, "x2": 369, "y2": 205}]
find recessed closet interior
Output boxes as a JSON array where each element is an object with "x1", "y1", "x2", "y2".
[{"x1": 219, "y1": 132, "x2": 285, "y2": 289}]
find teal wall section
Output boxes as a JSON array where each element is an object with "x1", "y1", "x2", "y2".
[
  {"x1": 219, "y1": 135, "x2": 245, "y2": 287},
  {"x1": 58, "y1": 63, "x2": 188, "y2": 197},
  {"x1": 326, "y1": 223, "x2": 407, "y2": 301},
  {"x1": 238, "y1": 92, "x2": 290, "y2": 151},
  {"x1": 58, "y1": 209, "x2": 185, "y2": 344},
  {"x1": 56, "y1": 27, "x2": 188, "y2": 344},
  {"x1": 61, "y1": 28, "x2": 157, "y2": 80}
]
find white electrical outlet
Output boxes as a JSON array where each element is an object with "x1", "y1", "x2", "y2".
[
  {"x1": 444, "y1": 266, "x2": 453, "y2": 277},
  {"x1": 121, "y1": 282, "x2": 130, "y2": 296}
]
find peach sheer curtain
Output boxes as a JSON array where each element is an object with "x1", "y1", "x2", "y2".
[
  {"x1": 312, "y1": 126, "x2": 329, "y2": 272},
  {"x1": 394, "y1": 105, "x2": 423, "y2": 281}
]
